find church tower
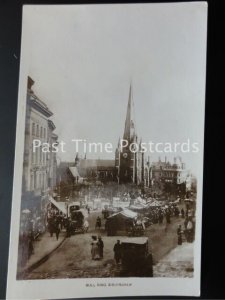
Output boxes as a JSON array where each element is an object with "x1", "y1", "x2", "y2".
[{"x1": 115, "y1": 83, "x2": 143, "y2": 184}]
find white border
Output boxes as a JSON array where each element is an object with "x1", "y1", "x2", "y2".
[{"x1": 6, "y1": 3, "x2": 207, "y2": 299}]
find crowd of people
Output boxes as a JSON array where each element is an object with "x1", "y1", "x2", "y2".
[
  {"x1": 91, "y1": 235, "x2": 104, "y2": 260},
  {"x1": 47, "y1": 209, "x2": 68, "y2": 240},
  {"x1": 18, "y1": 191, "x2": 195, "y2": 274},
  {"x1": 143, "y1": 204, "x2": 181, "y2": 225},
  {"x1": 18, "y1": 209, "x2": 45, "y2": 267},
  {"x1": 177, "y1": 217, "x2": 195, "y2": 245}
]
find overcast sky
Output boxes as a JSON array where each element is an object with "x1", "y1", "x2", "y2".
[{"x1": 23, "y1": 3, "x2": 207, "y2": 173}]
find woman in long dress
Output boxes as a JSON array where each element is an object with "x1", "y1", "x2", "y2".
[{"x1": 91, "y1": 236, "x2": 100, "y2": 260}]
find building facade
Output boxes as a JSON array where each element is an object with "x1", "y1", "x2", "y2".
[
  {"x1": 22, "y1": 76, "x2": 58, "y2": 214},
  {"x1": 150, "y1": 157, "x2": 189, "y2": 195}
]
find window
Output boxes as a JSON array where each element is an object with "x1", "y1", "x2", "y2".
[
  {"x1": 40, "y1": 146, "x2": 42, "y2": 164},
  {"x1": 30, "y1": 174, "x2": 34, "y2": 190},
  {"x1": 32, "y1": 123, "x2": 35, "y2": 135},
  {"x1": 36, "y1": 124, "x2": 39, "y2": 137},
  {"x1": 40, "y1": 127, "x2": 43, "y2": 138},
  {"x1": 36, "y1": 148, "x2": 39, "y2": 164},
  {"x1": 43, "y1": 173, "x2": 45, "y2": 189},
  {"x1": 39, "y1": 173, "x2": 41, "y2": 188},
  {"x1": 44, "y1": 128, "x2": 46, "y2": 139},
  {"x1": 32, "y1": 147, "x2": 35, "y2": 164}
]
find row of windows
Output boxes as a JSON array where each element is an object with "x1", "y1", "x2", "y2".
[
  {"x1": 32, "y1": 122, "x2": 47, "y2": 139},
  {"x1": 30, "y1": 172, "x2": 46, "y2": 191},
  {"x1": 32, "y1": 147, "x2": 48, "y2": 165},
  {"x1": 164, "y1": 172, "x2": 174, "y2": 178}
]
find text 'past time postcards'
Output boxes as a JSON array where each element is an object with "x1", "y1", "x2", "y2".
[{"x1": 7, "y1": 2, "x2": 207, "y2": 299}]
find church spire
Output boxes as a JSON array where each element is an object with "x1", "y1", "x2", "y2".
[
  {"x1": 75, "y1": 152, "x2": 79, "y2": 166},
  {"x1": 123, "y1": 83, "x2": 135, "y2": 141}
]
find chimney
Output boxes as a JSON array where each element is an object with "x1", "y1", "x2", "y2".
[{"x1": 27, "y1": 76, "x2": 34, "y2": 91}]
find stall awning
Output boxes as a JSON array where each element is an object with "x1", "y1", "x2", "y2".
[
  {"x1": 49, "y1": 196, "x2": 67, "y2": 214},
  {"x1": 109, "y1": 208, "x2": 137, "y2": 219}
]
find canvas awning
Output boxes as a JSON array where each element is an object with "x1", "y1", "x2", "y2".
[
  {"x1": 49, "y1": 196, "x2": 67, "y2": 214},
  {"x1": 69, "y1": 166, "x2": 80, "y2": 178},
  {"x1": 109, "y1": 208, "x2": 137, "y2": 219}
]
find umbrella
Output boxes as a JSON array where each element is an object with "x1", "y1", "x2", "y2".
[{"x1": 22, "y1": 209, "x2": 31, "y2": 214}]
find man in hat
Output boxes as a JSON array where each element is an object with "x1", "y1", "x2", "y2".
[
  {"x1": 98, "y1": 236, "x2": 104, "y2": 259},
  {"x1": 113, "y1": 240, "x2": 121, "y2": 264}
]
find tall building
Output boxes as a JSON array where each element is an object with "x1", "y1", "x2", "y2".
[
  {"x1": 151, "y1": 156, "x2": 189, "y2": 194},
  {"x1": 115, "y1": 84, "x2": 144, "y2": 185},
  {"x1": 21, "y1": 76, "x2": 58, "y2": 215}
]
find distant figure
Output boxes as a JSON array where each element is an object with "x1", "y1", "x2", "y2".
[
  {"x1": 186, "y1": 220, "x2": 193, "y2": 242},
  {"x1": 95, "y1": 216, "x2": 101, "y2": 229},
  {"x1": 145, "y1": 252, "x2": 154, "y2": 277},
  {"x1": 83, "y1": 219, "x2": 89, "y2": 233},
  {"x1": 158, "y1": 211, "x2": 163, "y2": 224},
  {"x1": 166, "y1": 212, "x2": 171, "y2": 224},
  {"x1": 113, "y1": 240, "x2": 121, "y2": 264},
  {"x1": 177, "y1": 225, "x2": 183, "y2": 245},
  {"x1": 181, "y1": 208, "x2": 185, "y2": 218},
  {"x1": 54, "y1": 218, "x2": 61, "y2": 241},
  {"x1": 98, "y1": 236, "x2": 104, "y2": 259},
  {"x1": 91, "y1": 236, "x2": 100, "y2": 260},
  {"x1": 48, "y1": 217, "x2": 54, "y2": 237},
  {"x1": 174, "y1": 206, "x2": 180, "y2": 217}
]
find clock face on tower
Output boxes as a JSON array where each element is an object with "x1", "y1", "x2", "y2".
[{"x1": 123, "y1": 152, "x2": 128, "y2": 158}]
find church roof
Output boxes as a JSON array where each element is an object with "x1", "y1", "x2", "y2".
[
  {"x1": 69, "y1": 167, "x2": 80, "y2": 178},
  {"x1": 79, "y1": 159, "x2": 115, "y2": 169}
]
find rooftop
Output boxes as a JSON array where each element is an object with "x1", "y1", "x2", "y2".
[{"x1": 120, "y1": 237, "x2": 148, "y2": 245}]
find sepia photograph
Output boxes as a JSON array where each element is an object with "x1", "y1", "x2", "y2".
[{"x1": 7, "y1": 3, "x2": 207, "y2": 299}]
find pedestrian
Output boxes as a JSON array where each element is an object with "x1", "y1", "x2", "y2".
[
  {"x1": 181, "y1": 208, "x2": 185, "y2": 218},
  {"x1": 98, "y1": 236, "x2": 104, "y2": 259},
  {"x1": 48, "y1": 217, "x2": 54, "y2": 237},
  {"x1": 91, "y1": 236, "x2": 100, "y2": 260},
  {"x1": 145, "y1": 251, "x2": 154, "y2": 277},
  {"x1": 158, "y1": 211, "x2": 163, "y2": 224},
  {"x1": 175, "y1": 206, "x2": 180, "y2": 217},
  {"x1": 83, "y1": 219, "x2": 89, "y2": 233},
  {"x1": 177, "y1": 225, "x2": 183, "y2": 245},
  {"x1": 186, "y1": 220, "x2": 193, "y2": 242},
  {"x1": 113, "y1": 240, "x2": 121, "y2": 264},
  {"x1": 166, "y1": 212, "x2": 170, "y2": 224},
  {"x1": 95, "y1": 216, "x2": 101, "y2": 229},
  {"x1": 54, "y1": 218, "x2": 61, "y2": 241}
]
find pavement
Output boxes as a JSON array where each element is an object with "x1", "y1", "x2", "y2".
[
  {"x1": 17, "y1": 229, "x2": 66, "y2": 278},
  {"x1": 153, "y1": 242, "x2": 194, "y2": 278}
]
